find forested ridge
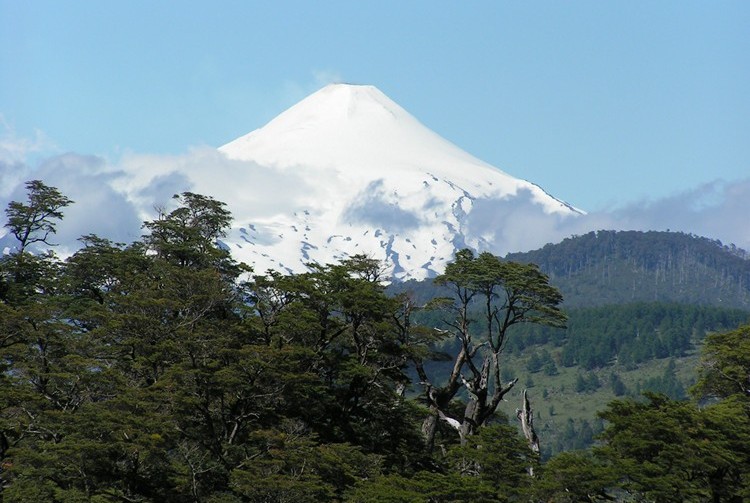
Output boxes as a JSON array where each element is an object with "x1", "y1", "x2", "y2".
[
  {"x1": 505, "y1": 230, "x2": 750, "y2": 308},
  {"x1": 1, "y1": 182, "x2": 749, "y2": 502}
]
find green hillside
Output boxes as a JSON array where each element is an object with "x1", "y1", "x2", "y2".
[
  {"x1": 391, "y1": 231, "x2": 750, "y2": 457},
  {"x1": 414, "y1": 302, "x2": 749, "y2": 458},
  {"x1": 505, "y1": 230, "x2": 750, "y2": 308}
]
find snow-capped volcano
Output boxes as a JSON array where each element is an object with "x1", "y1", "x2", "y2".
[
  {"x1": 220, "y1": 84, "x2": 577, "y2": 214},
  {"x1": 215, "y1": 84, "x2": 582, "y2": 279}
]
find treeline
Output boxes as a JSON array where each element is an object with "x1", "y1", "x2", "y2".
[
  {"x1": 569, "y1": 361, "x2": 686, "y2": 400},
  {"x1": 507, "y1": 302, "x2": 750, "y2": 370},
  {"x1": 1, "y1": 182, "x2": 749, "y2": 502}
]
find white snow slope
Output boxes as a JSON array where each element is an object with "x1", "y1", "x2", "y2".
[{"x1": 216, "y1": 84, "x2": 582, "y2": 280}]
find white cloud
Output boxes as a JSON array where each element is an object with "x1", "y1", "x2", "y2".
[
  {"x1": 0, "y1": 158, "x2": 31, "y2": 201},
  {"x1": 1, "y1": 126, "x2": 748, "y2": 266},
  {"x1": 313, "y1": 70, "x2": 343, "y2": 87},
  {"x1": 0, "y1": 118, "x2": 59, "y2": 199},
  {"x1": 548, "y1": 179, "x2": 750, "y2": 253},
  {"x1": 278, "y1": 70, "x2": 345, "y2": 110},
  {"x1": 116, "y1": 147, "x2": 314, "y2": 223},
  {"x1": 0, "y1": 153, "x2": 143, "y2": 253},
  {"x1": 0, "y1": 146, "x2": 316, "y2": 256},
  {"x1": 0, "y1": 116, "x2": 57, "y2": 164}
]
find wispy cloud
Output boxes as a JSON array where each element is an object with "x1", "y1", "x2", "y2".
[
  {"x1": 0, "y1": 146, "x2": 315, "y2": 255},
  {"x1": 0, "y1": 116, "x2": 57, "y2": 164},
  {"x1": 0, "y1": 118, "x2": 59, "y2": 199},
  {"x1": 343, "y1": 179, "x2": 421, "y2": 231},
  {"x1": 279, "y1": 70, "x2": 345, "y2": 109},
  {"x1": 313, "y1": 70, "x2": 343, "y2": 87},
  {"x1": 559, "y1": 179, "x2": 750, "y2": 251},
  {"x1": 115, "y1": 147, "x2": 313, "y2": 222},
  {"x1": 0, "y1": 153, "x2": 143, "y2": 252}
]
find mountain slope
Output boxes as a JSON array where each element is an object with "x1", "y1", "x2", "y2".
[
  {"x1": 389, "y1": 231, "x2": 750, "y2": 458},
  {"x1": 0, "y1": 83, "x2": 583, "y2": 279},
  {"x1": 216, "y1": 84, "x2": 582, "y2": 279},
  {"x1": 505, "y1": 230, "x2": 750, "y2": 309}
]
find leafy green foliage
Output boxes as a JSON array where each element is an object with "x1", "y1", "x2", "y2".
[
  {"x1": 532, "y1": 451, "x2": 617, "y2": 502},
  {"x1": 575, "y1": 372, "x2": 601, "y2": 393},
  {"x1": 609, "y1": 372, "x2": 628, "y2": 396},
  {"x1": 597, "y1": 393, "x2": 750, "y2": 502},
  {"x1": 6, "y1": 182, "x2": 749, "y2": 501},
  {"x1": 445, "y1": 423, "x2": 535, "y2": 497},
  {"x1": 348, "y1": 470, "x2": 500, "y2": 503},
  {"x1": 694, "y1": 324, "x2": 750, "y2": 399},
  {"x1": 0, "y1": 185, "x2": 439, "y2": 500},
  {"x1": 637, "y1": 359, "x2": 686, "y2": 400},
  {"x1": 4, "y1": 180, "x2": 73, "y2": 252},
  {"x1": 418, "y1": 249, "x2": 565, "y2": 448}
]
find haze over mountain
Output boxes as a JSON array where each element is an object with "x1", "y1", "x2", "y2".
[{"x1": 215, "y1": 83, "x2": 581, "y2": 279}]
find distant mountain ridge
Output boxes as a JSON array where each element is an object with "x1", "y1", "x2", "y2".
[{"x1": 505, "y1": 230, "x2": 750, "y2": 309}]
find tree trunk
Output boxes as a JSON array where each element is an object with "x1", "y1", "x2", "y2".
[
  {"x1": 421, "y1": 408, "x2": 439, "y2": 452},
  {"x1": 516, "y1": 389, "x2": 540, "y2": 476},
  {"x1": 459, "y1": 400, "x2": 478, "y2": 445}
]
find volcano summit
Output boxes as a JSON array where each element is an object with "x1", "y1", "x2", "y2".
[{"x1": 213, "y1": 84, "x2": 582, "y2": 279}]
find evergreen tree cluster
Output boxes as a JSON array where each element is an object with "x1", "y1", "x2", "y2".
[
  {"x1": 507, "y1": 302, "x2": 749, "y2": 370},
  {"x1": 506, "y1": 230, "x2": 750, "y2": 308}
]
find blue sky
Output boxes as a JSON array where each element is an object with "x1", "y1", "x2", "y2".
[{"x1": 1, "y1": 1, "x2": 748, "y2": 214}]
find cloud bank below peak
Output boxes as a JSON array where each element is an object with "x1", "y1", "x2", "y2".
[
  {"x1": 1, "y1": 126, "x2": 748, "y2": 268},
  {"x1": 580, "y1": 179, "x2": 750, "y2": 248}
]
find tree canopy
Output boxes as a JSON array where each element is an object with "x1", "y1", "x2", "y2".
[
  {"x1": 2, "y1": 182, "x2": 749, "y2": 502},
  {"x1": 4, "y1": 180, "x2": 73, "y2": 253}
]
